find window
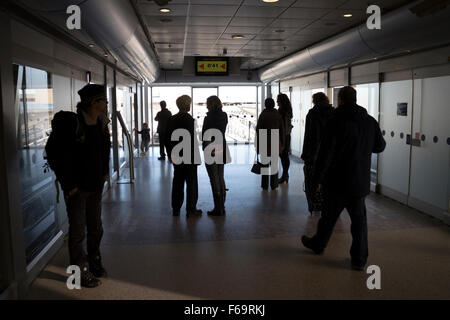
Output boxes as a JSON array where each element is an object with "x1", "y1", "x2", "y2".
[{"x1": 14, "y1": 64, "x2": 58, "y2": 265}]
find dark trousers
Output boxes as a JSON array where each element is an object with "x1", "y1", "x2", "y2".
[
  {"x1": 159, "y1": 132, "x2": 167, "y2": 158},
  {"x1": 312, "y1": 193, "x2": 368, "y2": 265},
  {"x1": 172, "y1": 164, "x2": 199, "y2": 212},
  {"x1": 206, "y1": 163, "x2": 226, "y2": 207},
  {"x1": 279, "y1": 135, "x2": 291, "y2": 178},
  {"x1": 65, "y1": 190, "x2": 104, "y2": 269},
  {"x1": 261, "y1": 173, "x2": 279, "y2": 190}
]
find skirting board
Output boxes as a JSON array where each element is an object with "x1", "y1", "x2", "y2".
[{"x1": 408, "y1": 196, "x2": 450, "y2": 226}]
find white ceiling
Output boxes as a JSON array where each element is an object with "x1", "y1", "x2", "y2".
[{"x1": 138, "y1": 0, "x2": 413, "y2": 70}]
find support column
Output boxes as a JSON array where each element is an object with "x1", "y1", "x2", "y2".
[{"x1": 112, "y1": 67, "x2": 119, "y2": 175}]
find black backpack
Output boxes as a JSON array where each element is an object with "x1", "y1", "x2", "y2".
[{"x1": 44, "y1": 111, "x2": 84, "y2": 175}]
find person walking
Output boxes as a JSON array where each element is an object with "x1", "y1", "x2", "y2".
[
  {"x1": 155, "y1": 100, "x2": 172, "y2": 160},
  {"x1": 202, "y1": 96, "x2": 230, "y2": 216},
  {"x1": 165, "y1": 95, "x2": 202, "y2": 217},
  {"x1": 301, "y1": 92, "x2": 334, "y2": 214},
  {"x1": 46, "y1": 84, "x2": 110, "y2": 288},
  {"x1": 256, "y1": 98, "x2": 285, "y2": 190},
  {"x1": 277, "y1": 93, "x2": 293, "y2": 184},
  {"x1": 301, "y1": 86, "x2": 386, "y2": 271}
]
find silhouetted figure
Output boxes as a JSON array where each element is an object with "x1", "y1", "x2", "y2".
[
  {"x1": 46, "y1": 84, "x2": 110, "y2": 288},
  {"x1": 202, "y1": 96, "x2": 230, "y2": 216},
  {"x1": 256, "y1": 98, "x2": 285, "y2": 190},
  {"x1": 133, "y1": 123, "x2": 150, "y2": 156},
  {"x1": 277, "y1": 93, "x2": 293, "y2": 184},
  {"x1": 155, "y1": 100, "x2": 172, "y2": 160},
  {"x1": 301, "y1": 92, "x2": 333, "y2": 214},
  {"x1": 165, "y1": 95, "x2": 202, "y2": 217},
  {"x1": 301, "y1": 86, "x2": 386, "y2": 271}
]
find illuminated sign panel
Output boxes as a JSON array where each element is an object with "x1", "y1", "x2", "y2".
[{"x1": 195, "y1": 57, "x2": 228, "y2": 76}]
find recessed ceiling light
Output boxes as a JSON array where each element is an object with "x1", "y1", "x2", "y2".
[
  {"x1": 88, "y1": 44, "x2": 95, "y2": 48},
  {"x1": 104, "y1": 53, "x2": 109, "y2": 57},
  {"x1": 160, "y1": 8, "x2": 171, "y2": 13},
  {"x1": 232, "y1": 35, "x2": 244, "y2": 39},
  {"x1": 262, "y1": 0, "x2": 279, "y2": 2},
  {"x1": 343, "y1": 13, "x2": 353, "y2": 18},
  {"x1": 169, "y1": 60, "x2": 174, "y2": 64}
]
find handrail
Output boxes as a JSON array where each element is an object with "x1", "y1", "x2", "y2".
[{"x1": 115, "y1": 111, "x2": 135, "y2": 183}]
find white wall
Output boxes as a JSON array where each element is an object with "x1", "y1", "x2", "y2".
[
  {"x1": 378, "y1": 80, "x2": 413, "y2": 202},
  {"x1": 409, "y1": 75, "x2": 450, "y2": 213}
]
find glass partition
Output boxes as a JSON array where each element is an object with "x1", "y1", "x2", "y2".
[
  {"x1": 218, "y1": 86, "x2": 257, "y2": 144},
  {"x1": 14, "y1": 64, "x2": 58, "y2": 265},
  {"x1": 193, "y1": 87, "x2": 218, "y2": 137},
  {"x1": 151, "y1": 86, "x2": 191, "y2": 145}
]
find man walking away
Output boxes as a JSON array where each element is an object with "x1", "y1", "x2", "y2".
[
  {"x1": 301, "y1": 86, "x2": 386, "y2": 271},
  {"x1": 155, "y1": 101, "x2": 172, "y2": 160},
  {"x1": 301, "y1": 92, "x2": 333, "y2": 214}
]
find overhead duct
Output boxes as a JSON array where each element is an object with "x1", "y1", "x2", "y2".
[
  {"x1": 258, "y1": 0, "x2": 450, "y2": 83},
  {"x1": 17, "y1": 0, "x2": 160, "y2": 83}
]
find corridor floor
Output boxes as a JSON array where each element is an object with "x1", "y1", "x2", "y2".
[{"x1": 27, "y1": 146, "x2": 450, "y2": 299}]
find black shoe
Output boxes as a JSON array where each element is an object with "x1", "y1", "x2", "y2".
[
  {"x1": 187, "y1": 209, "x2": 202, "y2": 217},
  {"x1": 262, "y1": 187, "x2": 268, "y2": 191},
  {"x1": 173, "y1": 210, "x2": 180, "y2": 216},
  {"x1": 89, "y1": 256, "x2": 107, "y2": 278},
  {"x1": 80, "y1": 268, "x2": 101, "y2": 288},
  {"x1": 351, "y1": 262, "x2": 366, "y2": 271},
  {"x1": 278, "y1": 176, "x2": 289, "y2": 184},
  {"x1": 301, "y1": 236, "x2": 324, "y2": 255},
  {"x1": 207, "y1": 208, "x2": 225, "y2": 216},
  {"x1": 158, "y1": 157, "x2": 165, "y2": 161}
]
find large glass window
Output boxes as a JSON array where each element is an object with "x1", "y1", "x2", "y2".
[
  {"x1": 117, "y1": 87, "x2": 133, "y2": 168},
  {"x1": 218, "y1": 86, "x2": 257, "y2": 144},
  {"x1": 14, "y1": 64, "x2": 58, "y2": 265},
  {"x1": 355, "y1": 83, "x2": 380, "y2": 184},
  {"x1": 151, "y1": 86, "x2": 191, "y2": 145},
  {"x1": 193, "y1": 87, "x2": 218, "y2": 138}
]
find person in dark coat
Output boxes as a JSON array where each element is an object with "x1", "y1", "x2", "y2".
[
  {"x1": 155, "y1": 101, "x2": 172, "y2": 160},
  {"x1": 256, "y1": 98, "x2": 285, "y2": 190},
  {"x1": 301, "y1": 92, "x2": 334, "y2": 213},
  {"x1": 202, "y1": 95, "x2": 231, "y2": 216},
  {"x1": 277, "y1": 93, "x2": 293, "y2": 184},
  {"x1": 301, "y1": 86, "x2": 386, "y2": 271},
  {"x1": 53, "y1": 84, "x2": 111, "y2": 288},
  {"x1": 165, "y1": 95, "x2": 202, "y2": 217}
]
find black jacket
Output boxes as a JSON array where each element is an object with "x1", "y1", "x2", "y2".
[
  {"x1": 55, "y1": 111, "x2": 111, "y2": 193},
  {"x1": 301, "y1": 103, "x2": 334, "y2": 165},
  {"x1": 202, "y1": 109, "x2": 230, "y2": 164},
  {"x1": 256, "y1": 108, "x2": 285, "y2": 157},
  {"x1": 165, "y1": 112, "x2": 200, "y2": 165},
  {"x1": 313, "y1": 103, "x2": 386, "y2": 197},
  {"x1": 155, "y1": 108, "x2": 172, "y2": 134}
]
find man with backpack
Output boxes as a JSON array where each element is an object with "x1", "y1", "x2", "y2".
[{"x1": 46, "y1": 84, "x2": 111, "y2": 288}]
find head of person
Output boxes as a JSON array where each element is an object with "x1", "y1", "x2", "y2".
[
  {"x1": 312, "y1": 92, "x2": 329, "y2": 106},
  {"x1": 265, "y1": 98, "x2": 275, "y2": 110},
  {"x1": 143, "y1": 123, "x2": 149, "y2": 129},
  {"x1": 338, "y1": 86, "x2": 357, "y2": 107},
  {"x1": 77, "y1": 84, "x2": 108, "y2": 114},
  {"x1": 176, "y1": 95, "x2": 192, "y2": 113},
  {"x1": 277, "y1": 93, "x2": 292, "y2": 117},
  {"x1": 160, "y1": 101, "x2": 167, "y2": 109},
  {"x1": 206, "y1": 95, "x2": 223, "y2": 112}
]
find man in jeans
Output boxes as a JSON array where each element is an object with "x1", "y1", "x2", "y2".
[
  {"x1": 53, "y1": 84, "x2": 110, "y2": 287},
  {"x1": 301, "y1": 86, "x2": 386, "y2": 271}
]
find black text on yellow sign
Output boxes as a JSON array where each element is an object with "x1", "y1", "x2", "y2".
[{"x1": 197, "y1": 61, "x2": 227, "y2": 73}]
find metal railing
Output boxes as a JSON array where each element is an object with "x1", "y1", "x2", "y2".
[{"x1": 115, "y1": 111, "x2": 135, "y2": 184}]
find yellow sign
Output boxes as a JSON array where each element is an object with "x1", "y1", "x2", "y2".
[{"x1": 197, "y1": 60, "x2": 227, "y2": 73}]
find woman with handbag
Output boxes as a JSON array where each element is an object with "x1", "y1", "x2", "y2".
[
  {"x1": 202, "y1": 96, "x2": 230, "y2": 216},
  {"x1": 256, "y1": 98, "x2": 285, "y2": 190}
]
